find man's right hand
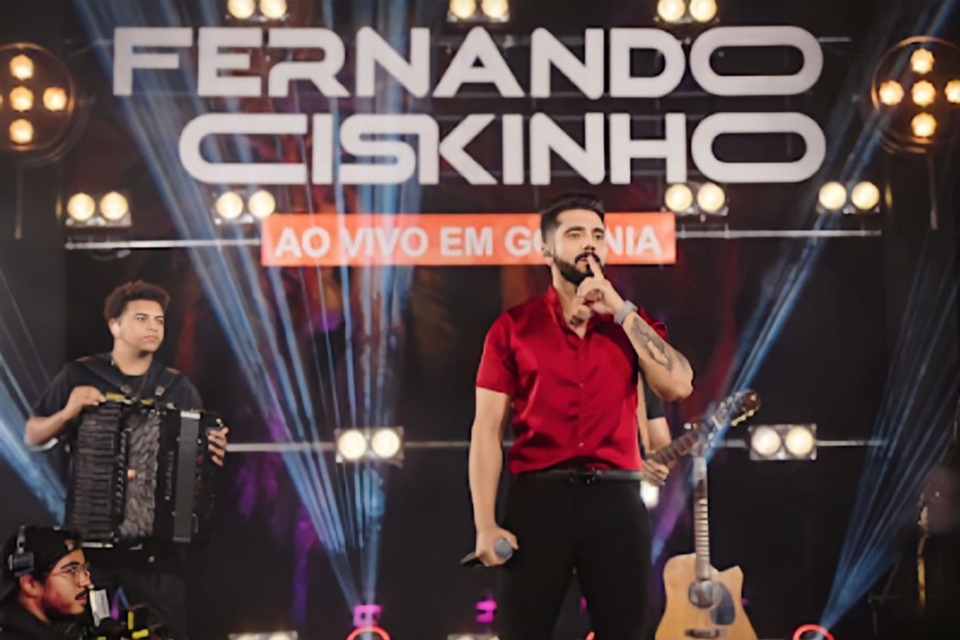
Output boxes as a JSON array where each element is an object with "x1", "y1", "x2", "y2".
[
  {"x1": 62, "y1": 386, "x2": 106, "y2": 420},
  {"x1": 474, "y1": 525, "x2": 519, "y2": 567}
]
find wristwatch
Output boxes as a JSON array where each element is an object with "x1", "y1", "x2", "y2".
[{"x1": 615, "y1": 300, "x2": 637, "y2": 325}]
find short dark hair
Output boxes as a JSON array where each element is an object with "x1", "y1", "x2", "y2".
[
  {"x1": 103, "y1": 281, "x2": 170, "y2": 324},
  {"x1": 540, "y1": 192, "x2": 606, "y2": 241}
]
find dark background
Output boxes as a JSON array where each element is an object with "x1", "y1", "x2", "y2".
[{"x1": 1, "y1": 1, "x2": 958, "y2": 639}]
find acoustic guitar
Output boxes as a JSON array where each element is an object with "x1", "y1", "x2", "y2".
[{"x1": 655, "y1": 393, "x2": 760, "y2": 640}]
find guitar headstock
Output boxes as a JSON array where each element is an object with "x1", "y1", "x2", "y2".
[
  {"x1": 690, "y1": 390, "x2": 761, "y2": 454},
  {"x1": 713, "y1": 389, "x2": 761, "y2": 428}
]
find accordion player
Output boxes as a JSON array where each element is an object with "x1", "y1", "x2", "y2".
[{"x1": 65, "y1": 394, "x2": 222, "y2": 548}]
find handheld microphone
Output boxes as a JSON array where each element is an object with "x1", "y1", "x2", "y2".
[{"x1": 460, "y1": 537, "x2": 514, "y2": 567}]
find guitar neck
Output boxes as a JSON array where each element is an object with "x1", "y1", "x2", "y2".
[
  {"x1": 650, "y1": 427, "x2": 701, "y2": 465},
  {"x1": 693, "y1": 455, "x2": 711, "y2": 581}
]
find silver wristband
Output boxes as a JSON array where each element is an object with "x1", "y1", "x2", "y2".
[{"x1": 615, "y1": 300, "x2": 637, "y2": 325}]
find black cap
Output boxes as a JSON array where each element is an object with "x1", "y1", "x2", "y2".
[{"x1": 0, "y1": 526, "x2": 82, "y2": 603}]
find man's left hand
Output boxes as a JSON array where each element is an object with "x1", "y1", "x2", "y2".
[
  {"x1": 575, "y1": 255, "x2": 626, "y2": 316},
  {"x1": 641, "y1": 459, "x2": 669, "y2": 486},
  {"x1": 207, "y1": 427, "x2": 229, "y2": 467}
]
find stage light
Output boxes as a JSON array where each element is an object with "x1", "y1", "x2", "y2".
[
  {"x1": 749, "y1": 426, "x2": 782, "y2": 459},
  {"x1": 817, "y1": 181, "x2": 847, "y2": 212},
  {"x1": 226, "y1": 0, "x2": 256, "y2": 19},
  {"x1": 946, "y1": 80, "x2": 960, "y2": 103},
  {"x1": 9, "y1": 54, "x2": 34, "y2": 81},
  {"x1": 657, "y1": 0, "x2": 687, "y2": 23},
  {"x1": 448, "y1": 0, "x2": 477, "y2": 21},
  {"x1": 850, "y1": 181, "x2": 880, "y2": 211},
  {"x1": 247, "y1": 189, "x2": 276, "y2": 219},
  {"x1": 345, "y1": 627, "x2": 390, "y2": 640},
  {"x1": 910, "y1": 48, "x2": 934, "y2": 74},
  {"x1": 784, "y1": 425, "x2": 816, "y2": 458},
  {"x1": 9, "y1": 87, "x2": 34, "y2": 112},
  {"x1": 9, "y1": 119, "x2": 33, "y2": 145},
  {"x1": 336, "y1": 429, "x2": 368, "y2": 462},
  {"x1": 749, "y1": 424, "x2": 817, "y2": 461},
  {"x1": 878, "y1": 80, "x2": 904, "y2": 106},
  {"x1": 911, "y1": 113, "x2": 937, "y2": 138},
  {"x1": 66, "y1": 193, "x2": 96, "y2": 222},
  {"x1": 664, "y1": 183, "x2": 694, "y2": 213},
  {"x1": 871, "y1": 37, "x2": 960, "y2": 155},
  {"x1": 99, "y1": 192, "x2": 129, "y2": 222},
  {"x1": 689, "y1": 0, "x2": 718, "y2": 23},
  {"x1": 215, "y1": 191, "x2": 245, "y2": 220},
  {"x1": 0, "y1": 44, "x2": 79, "y2": 160},
  {"x1": 792, "y1": 624, "x2": 834, "y2": 640},
  {"x1": 370, "y1": 428, "x2": 402, "y2": 460},
  {"x1": 911, "y1": 80, "x2": 936, "y2": 107},
  {"x1": 480, "y1": 0, "x2": 509, "y2": 21},
  {"x1": 696, "y1": 182, "x2": 726, "y2": 214},
  {"x1": 259, "y1": 0, "x2": 287, "y2": 20},
  {"x1": 640, "y1": 482, "x2": 660, "y2": 509},
  {"x1": 43, "y1": 87, "x2": 67, "y2": 112}
]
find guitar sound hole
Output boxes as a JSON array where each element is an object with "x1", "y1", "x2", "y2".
[{"x1": 687, "y1": 580, "x2": 721, "y2": 609}]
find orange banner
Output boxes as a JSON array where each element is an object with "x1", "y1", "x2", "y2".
[{"x1": 260, "y1": 213, "x2": 676, "y2": 267}]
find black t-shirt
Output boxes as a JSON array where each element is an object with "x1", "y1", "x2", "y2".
[
  {"x1": 32, "y1": 354, "x2": 202, "y2": 421},
  {"x1": 0, "y1": 601, "x2": 83, "y2": 640}
]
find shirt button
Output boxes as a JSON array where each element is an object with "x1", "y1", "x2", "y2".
[
  {"x1": 578, "y1": 442, "x2": 584, "y2": 448},
  {"x1": 579, "y1": 382, "x2": 584, "y2": 388}
]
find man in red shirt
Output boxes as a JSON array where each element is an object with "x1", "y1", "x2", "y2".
[{"x1": 468, "y1": 192, "x2": 694, "y2": 639}]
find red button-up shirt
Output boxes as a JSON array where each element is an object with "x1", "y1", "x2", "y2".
[{"x1": 476, "y1": 287, "x2": 649, "y2": 475}]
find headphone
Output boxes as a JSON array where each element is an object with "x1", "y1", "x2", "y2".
[{"x1": 6, "y1": 526, "x2": 35, "y2": 577}]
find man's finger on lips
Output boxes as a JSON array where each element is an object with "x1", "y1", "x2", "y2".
[{"x1": 587, "y1": 254, "x2": 604, "y2": 275}]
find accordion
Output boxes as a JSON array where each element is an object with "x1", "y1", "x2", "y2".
[{"x1": 66, "y1": 396, "x2": 221, "y2": 547}]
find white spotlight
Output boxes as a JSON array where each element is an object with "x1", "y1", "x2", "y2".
[
  {"x1": 657, "y1": 0, "x2": 687, "y2": 23},
  {"x1": 480, "y1": 0, "x2": 509, "y2": 21},
  {"x1": 696, "y1": 182, "x2": 727, "y2": 214},
  {"x1": 878, "y1": 80, "x2": 904, "y2": 106},
  {"x1": 259, "y1": 0, "x2": 287, "y2": 20},
  {"x1": 227, "y1": 0, "x2": 256, "y2": 19},
  {"x1": 817, "y1": 181, "x2": 847, "y2": 212},
  {"x1": 9, "y1": 87, "x2": 34, "y2": 112},
  {"x1": 9, "y1": 55, "x2": 34, "y2": 81},
  {"x1": 9, "y1": 119, "x2": 34, "y2": 145},
  {"x1": 850, "y1": 181, "x2": 880, "y2": 211},
  {"x1": 749, "y1": 426, "x2": 783, "y2": 459},
  {"x1": 784, "y1": 426, "x2": 817, "y2": 458},
  {"x1": 247, "y1": 189, "x2": 276, "y2": 219},
  {"x1": 371, "y1": 429, "x2": 403, "y2": 460},
  {"x1": 664, "y1": 183, "x2": 694, "y2": 213},
  {"x1": 99, "y1": 192, "x2": 129, "y2": 222},
  {"x1": 689, "y1": 0, "x2": 718, "y2": 23},
  {"x1": 337, "y1": 430, "x2": 368, "y2": 462},
  {"x1": 66, "y1": 193, "x2": 96, "y2": 223},
  {"x1": 910, "y1": 49, "x2": 934, "y2": 75},
  {"x1": 640, "y1": 482, "x2": 660, "y2": 509},
  {"x1": 42, "y1": 86, "x2": 68, "y2": 112},
  {"x1": 912, "y1": 80, "x2": 937, "y2": 107},
  {"x1": 215, "y1": 191, "x2": 245, "y2": 220},
  {"x1": 448, "y1": 0, "x2": 477, "y2": 20}
]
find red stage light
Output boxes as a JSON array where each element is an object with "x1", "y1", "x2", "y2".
[{"x1": 793, "y1": 624, "x2": 834, "y2": 640}]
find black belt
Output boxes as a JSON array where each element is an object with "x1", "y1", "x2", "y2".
[{"x1": 520, "y1": 468, "x2": 644, "y2": 484}]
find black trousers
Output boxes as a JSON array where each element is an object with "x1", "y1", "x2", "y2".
[
  {"x1": 496, "y1": 473, "x2": 652, "y2": 640},
  {"x1": 86, "y1": 547, "x2": 187, "y2": 640}
]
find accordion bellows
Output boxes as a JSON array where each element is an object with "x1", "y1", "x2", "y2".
[{"x1": 66, "y1": 398, "x2": 221, "y2": 547}]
